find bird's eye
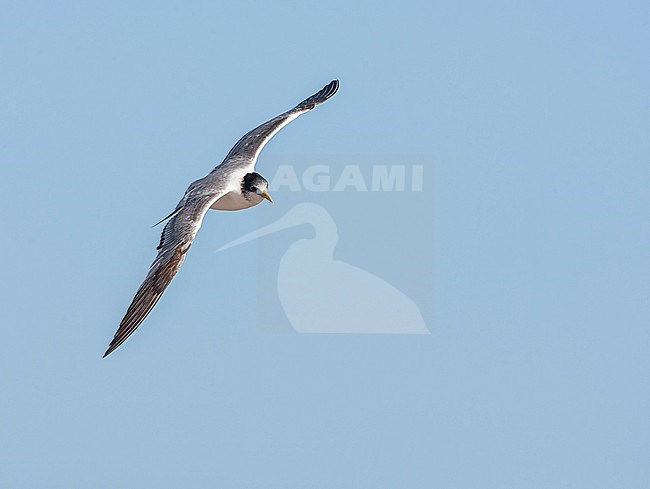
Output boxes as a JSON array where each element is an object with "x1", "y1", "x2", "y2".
[{"x1": 250, "y1": 186, "x2": 257, "y2": 192}]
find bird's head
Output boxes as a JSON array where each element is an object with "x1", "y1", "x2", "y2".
[{"x1": 242, "y1": 172, "x2": 273, "y2": 204}]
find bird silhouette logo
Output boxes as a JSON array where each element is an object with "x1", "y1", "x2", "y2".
[{"x1": 217, "y1": 203, "x2": 430, "y2": 334}]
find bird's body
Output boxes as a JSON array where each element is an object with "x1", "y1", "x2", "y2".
[
  {"x1": 210, "y1": 191, "x2": 259, "y2": 211},
  {"x1": 103, "y1": 80, "x2": 339, "y2": 357}
]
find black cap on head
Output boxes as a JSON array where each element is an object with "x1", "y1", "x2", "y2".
[{"x1": 243, "y1": 172, "x2": 268, "y2": 192}]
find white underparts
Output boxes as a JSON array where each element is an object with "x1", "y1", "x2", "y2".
[{"x1": 210, "y1": 191, "x2": 263, "y2": 211}]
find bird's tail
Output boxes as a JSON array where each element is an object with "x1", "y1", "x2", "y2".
[{"x1": 152, "y1": 206, "x2": 182, "y2": 227}]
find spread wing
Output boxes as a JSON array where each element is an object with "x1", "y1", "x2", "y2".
[
  {"x1": 104, "y1": 80, "x2": 339, "y2": 357},
  {"x1": 103, "y1": 192, "x2": 223, "y2": 357},
  {"x1": 212, "y1": 79, "x2": 339, "y2": 173}
]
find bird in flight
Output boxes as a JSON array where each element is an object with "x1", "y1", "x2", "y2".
[{"x1": 103, "y1": 80, "x2": 340, "y2": 357}]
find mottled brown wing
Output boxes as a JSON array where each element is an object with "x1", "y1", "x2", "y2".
[{"x1": 103, "y1": 193, "x2": 220, "y2": 357}]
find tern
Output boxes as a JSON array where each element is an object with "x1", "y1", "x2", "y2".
[{"x1": 103, "y1": 80, "x2": 339, "y2": 357}]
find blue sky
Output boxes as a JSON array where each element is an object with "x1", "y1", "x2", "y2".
[{"x1": 1, "y1": 1, "x2": 649, "y2": 487}]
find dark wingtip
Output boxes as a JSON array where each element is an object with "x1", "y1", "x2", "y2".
[
  {"x1": 103, "y1": 336, "x2": 124, "y2": 357},
  {"x1": 322, "y1": 79, "x2": 339, "y2": 99},
  {"x1": 296, "y1": 79, "x2": 340, "y2": 110}
]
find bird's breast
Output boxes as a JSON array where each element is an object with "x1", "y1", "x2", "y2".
[{"x1": 210, "y1": 191, "x2": 258, "y2": 211}]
